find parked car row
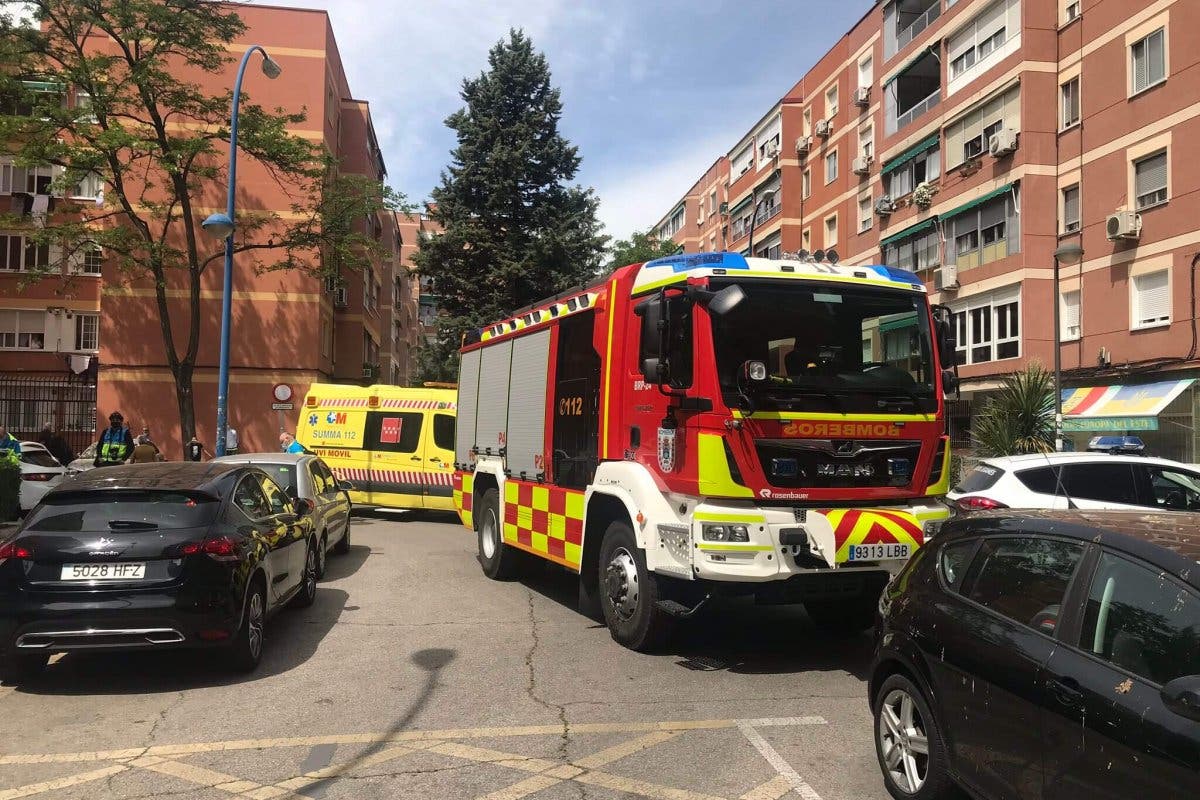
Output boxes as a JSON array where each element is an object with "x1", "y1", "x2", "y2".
[{"x1": 0, "y1": 453, "x2": 355, "y2": 684}]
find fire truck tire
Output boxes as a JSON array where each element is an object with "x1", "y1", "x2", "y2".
[
  {"x1": 805, "y1": 592, "x2": 879, "y2": 635},
  {"x1": 476, "y1": 487, "x2": 525, "y2": 580},
  {"x1": 598, "y1": 521, "x2": 673, "y2": 652}
]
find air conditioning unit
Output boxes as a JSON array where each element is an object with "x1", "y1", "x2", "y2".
[
  {"x1": 852, "y1": 156, "x2": 872, "y2": 175},
  {"x1": 815, "y1": 119, "x2": 833, "y2": 138},
  {"x1": 988, "y1": 127, "x2": 1019, "y2": 158},
  {"x1": 795, "y1": 136, "x2": 812, "y2": 155},
  {"x1": 854, "y1": 86, "x2": 871, "y2": 107},
  {"x1": 1107, "y1": 210, "x2": 1142, "y2": 241},
  {"x1": 334, "y1": 286, "x2": 349, "y2": 308},
  {"x1": 935, "y1": 264, "x2": 959, "y2": 292},
  {"x1": 875, "y1": 196, "x2": 896, "y2": 216},
  {"x1": 718, "y1": 201, "x2": 729, "y2": 215},
  {"x1": 764, "y1": 142, "x2": 779, "y2": 158}
]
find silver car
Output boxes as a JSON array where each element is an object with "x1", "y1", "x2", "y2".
[{"x1": 214, "y1": 453, "x2": 353, "y2": 577}]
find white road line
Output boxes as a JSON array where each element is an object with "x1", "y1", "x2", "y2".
[{"x1": 736, "y1": 723, "x2": 823, "y2": 800}]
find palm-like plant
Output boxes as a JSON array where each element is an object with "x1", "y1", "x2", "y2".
[{"x1": 971, "y1": 364, "x2": 1056, "y2": 457}]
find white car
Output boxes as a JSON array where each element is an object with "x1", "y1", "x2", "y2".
[
  {"x1": 66, "y1": 442, "x2": 97, "y2": 475},
  {"x1": 16, "y1": 442, "x2": 67, "y2": 512},
  {"x1": 948, "y1": 451, "x2": 1200, "y2": 512}
]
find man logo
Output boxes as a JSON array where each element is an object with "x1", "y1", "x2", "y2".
[
  {"x1": 325, "y1": 412, "x2": 347, "y2": 425},
  {"x1": 308, "y1": 413, "x2": 319, "y2": 426}
]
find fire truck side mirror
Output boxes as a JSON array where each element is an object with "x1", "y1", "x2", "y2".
[
  {"x1": 642, "y1": 357, "x2": 667, "y2": 383},
  {"x1": 935, "y1": 312, "x2": 956, "y2": 370},
  {"x1": 636, "y1": 296, "x2": 666, "y2": 384},
  {"x1": 941, "y1": 368, "x2": 959, "y2": 395}
]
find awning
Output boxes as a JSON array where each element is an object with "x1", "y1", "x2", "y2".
[
  {"x1": 1061, "y1": 379, "x2": 1194, "y2": 432},
  {"x1": 879, "y1": 217, "x2": 936, "y2": 248},
  {"x1": 882, "y1": 135, "x2": 939, "y2": 174},
  {"x1": 940, "y1": 183, "x2": 1014, "y2": 220},
  {"x1": 728, "y1": 194, "x2": 753, "y2": 217},
  {"x1": 880, "y1": 312, "x2": 918, "y2": 333}
]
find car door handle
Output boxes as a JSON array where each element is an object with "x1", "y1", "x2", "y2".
[
  {"x1": 1048, "y1": 676, "x2": 1083, "y2": 706},
  {"x1": 428, "y1": 457, "x2": 442, "y2": 463},
  {"x1": 410, "y1": 456, "x2": 422, "y2": 461}
]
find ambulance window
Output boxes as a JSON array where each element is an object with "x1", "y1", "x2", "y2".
[
  {"x1": 364, "y1": 412, "x2": 423, "y2": 453},
  {"x1": 433, "y1": 414, "x2": 455, "y2": 451}
]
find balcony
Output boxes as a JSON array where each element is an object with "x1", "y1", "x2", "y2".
[
  {"x1": 896, "y1": 0, "x2": 941, "y2": 53},
  {"x1": 886, "y1": 50, "x2": 941, "y2": 135}
]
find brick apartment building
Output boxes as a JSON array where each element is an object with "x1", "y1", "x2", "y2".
[
  {"x1": 0, "y1": 4, "x2": 422, "y2": 458},
  {"x1": 652, "y1": 0, "x2": 1200, "y2": 461}
]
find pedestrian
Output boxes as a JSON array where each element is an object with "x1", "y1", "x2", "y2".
[
  {"x1": 279, "y1": 432, "x2": 306, "y2": 455},
  {"x1": 0, "y1": 424, "x2": 20, "y2": 464},
  {"x1": 129, "y1": 434, "x2": 164, "y2": 464},
  {"x1": 93, "y1": 411, "x2": 135, "y2": 467},
  {"x1": 37, "y1": 422, "x2": 74, "y2": 467},
  {"x1": 225, "y1": 423, "x2": 239, "y2": 456},
  {"x1": 184, "y1": 435, "x2": 213, "y2": 462}
]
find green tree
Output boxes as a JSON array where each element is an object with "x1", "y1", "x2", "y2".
[
  {"x1": 971, "y1": 363, "x2": 1056, "y2": 457},
  {"x1": 0, "y1": 1, "x2": 402, "y2": 441},
  {"x1": 414, "y1": 30, "x2": 608, "y2": 382},
  {"x1": 606, "y1": 230, "x2": 679, "y2": 270}
]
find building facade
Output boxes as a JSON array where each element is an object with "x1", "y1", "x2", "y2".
[
  {"x1": 0, "y1": 4, "x2": 420, "y2": 459},
  {"x1": 653, "y1": 0, "x2": 1200, "y2": 461}
]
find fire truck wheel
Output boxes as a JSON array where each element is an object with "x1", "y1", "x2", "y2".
[
  {"x1": 476, "y1": 487, "x2": 524, "y2": 580},
  {"x1": 598, "y1": 520, "x2": 673, "y2": 652}
]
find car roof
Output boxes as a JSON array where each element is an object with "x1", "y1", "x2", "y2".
[
  {"x1": 19, "y1": 441, "x2": 49, "y2": 451},
  {"x1": 56, "y1": 462, "x2": 242, "y2": 494},
  {"x1": 976, "y1": 451, "x2": 1191, "y2": 469},
  {"x1": 945, "y1": 510, "x2": 1200, "y2": 586},
  {"x1": 214, "y1": 452, "x2": 310, "y2": 465}
]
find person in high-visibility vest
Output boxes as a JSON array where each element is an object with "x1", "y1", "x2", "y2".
[
  {"x1": 0, "y1": 424, "x2": 20, "y2": 465},
  {"x1": 93, "y1": 412, "x2": 134, "y2": 468}
]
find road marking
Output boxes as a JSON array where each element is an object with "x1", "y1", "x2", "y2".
[
  {"x1": 737, "y1": 723, "x2": 823, "y2": 800},
  {"x1": 295, "y1": 744, "x2": 337, "y2": 799},
  {"x1": 573, "y1": 769, "x2": 729, "y2": 800},
  {"x1": 0, "y1": 764, "x2": 127, "y2": 800},
  {"x1": 477, "y1": 774, "x2": 566, "y2": 800},
  {"x1": 739, "y1": 775, "x2": 795, "y2": 800},
  {"x1": 572, "y1": 731, "x2": 680, "y2": 769}
]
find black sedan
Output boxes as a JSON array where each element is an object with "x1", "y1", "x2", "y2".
[
  {"x1": 0, "y1": 462, "x2": 319, "y2": 683},
  {"x1": 870, "y1": 510, "x2": 1200, "y2": 800}
]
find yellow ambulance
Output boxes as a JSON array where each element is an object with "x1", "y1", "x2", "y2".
[{"x1": 297, "y1": 383, "x2": 457, "y2": 511}]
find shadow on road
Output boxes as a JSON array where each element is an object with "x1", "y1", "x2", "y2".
[
  {"x1": 322, "y1": 543, "x2": 371, "y2": 581},
  {"x1": 15, "y1": 587, "x2": 351, "y2": 696},
  {"x1": 353, "y1": 508, "x2": 459, "y2": 526},
  {"x1": 518, "y1": 561, "x2": 874, "y2": 680}
]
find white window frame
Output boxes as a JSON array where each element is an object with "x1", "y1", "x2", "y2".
[
  {"x1": 1062, "y1": 184, "x2": 1080, "y2": 233},
  {"x1": 1061, "y1": 289, "x2": 1081, "y2": 341},
  {"x1": 946, "y1": 0, "x2": 1021, "y2": 94},
  {"x1": 1131, "y1": 269, "x2": 1171, "y2": 330},
  {"x1": 825, "y1": 84, "x2": 838, "y2": 118},
  {"x1": 0, "y1": 309, "x2": 47, "y2": 350},
  {"x1": 859, "y1": 124, "x2": 874, "y2": 160},
  {"x1": 825, "y1": 149, "x2": 838, "y2": 185},
  {"x1": 71, "y1": 170, "x2": 103, "y2": 200},
  {"x1": 731, "y1": 145, "x2": 754, "y2": 177},
  {"x1": 1133, "y1": 150, "x2": 1168, "y2": 210},
  {"x1": 1130, "y1": 27, "x2": 1167, "y2": 97},
  {"x1": 858, "y1": 55, "x2": 873, "y2": 90},
  {"x1": 858, "y1": 195, "x2": 873, "y2": 233},
  {"x1": 0, "y1": 232, "x2": 54, "y2": 272},
  {"x1": 949, "y1": 286, "x2": 1021, "y2": 365},
  {"x1": 74, "y1": 313, "x2": 99, "y2": 352},
  {"x1": 802, "y1": 168, "x2": 812, "y2": 199},
  {"x1": 1062, "y1": 1, "x2": 1081, "y2": 25},
  {"x1": 824, "y1": 213, "x2": 838, "y2": 249},
  {"x1": 1060, "y1": 77, "x2": 1080, "y2": 130}
]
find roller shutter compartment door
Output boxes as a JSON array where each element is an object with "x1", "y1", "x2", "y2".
[
  {"x1": 475, "y1": 339, "x2": 513, "y2": 458},
  {"x1": 505, "y1": 329, "x2": 550, "y2": 480},
  {"x1": 455, "y1": 349, "x2": 482, "y2": 466}
]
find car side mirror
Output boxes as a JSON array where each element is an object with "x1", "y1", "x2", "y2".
[
  {"x1": 337, "y1": 478, "x2": 357, "y2": 493},
  {"x1": 942, "y1": 368, "x2": 959, "y2": 395},
  {"x1": 1161, "y1": 675, "x2": 1200, "y2": 722},
  {"x1": 294, "y1": 497, "x2": 315, "y2": 517}
]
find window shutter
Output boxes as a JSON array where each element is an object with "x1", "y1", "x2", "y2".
[
  {"x1": 980, "y1": 197, "x2": 1005, "y2": 230},
  {"x1": 1133, "y1": 39, "x2": 1149, "y2": 90},
  {"x1": 947, "y1": 24, "x2": 975, "y2": 63},
  {"x1": 1148, "y1": 29, "x2": 1165, "y2": 85},
  {"x1": 1063, "y1": 187, "x2": 1079, "y2": 227},
  {"x1": 945, "y1": 119, "x2": 966, "y2": 167},
  {"x1": 1135, "y1": 153, "x2": 1167, "y2": 197},
  {"x1": 1062, "y1": 290, "x2": 1080, "y2": 337},
  {"x1": 975, "y1": 1, "x2": 1006, "y2": 43},
  {"x1": 1135, "y1": 270, "x2": 1170, "y2": 325}
]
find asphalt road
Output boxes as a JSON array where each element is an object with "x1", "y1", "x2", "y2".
[{"x1": 0, "y1": 513, "x2": 891, "y2": 800}]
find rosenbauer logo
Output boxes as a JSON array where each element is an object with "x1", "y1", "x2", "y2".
[
  {"x1": 781, "y1": 421, "x2": 902, "y2": 437},
  {"x1": 759, "y1": 489, "x2": 810, "y2": 500}
]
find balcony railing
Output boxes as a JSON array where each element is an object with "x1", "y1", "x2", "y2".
[
  {"x1": 895, "y1": 2, "x2": 941, "y2": 53},
  {"x1": 894, "y1": 90, "x2": 941, "y2": 133}
]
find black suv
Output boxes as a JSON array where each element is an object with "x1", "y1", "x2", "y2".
[{"x1": 870, "y1": 510, "x2": 1200, "y2": 800}]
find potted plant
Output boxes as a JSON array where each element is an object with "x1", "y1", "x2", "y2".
[{"x1": 913, "y1": 181, "x2": 936, "y2": 210}]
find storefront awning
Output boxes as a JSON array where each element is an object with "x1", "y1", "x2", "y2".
[{"x1": 1061, "y1": 379, "x2": 1194, "y2": 432}]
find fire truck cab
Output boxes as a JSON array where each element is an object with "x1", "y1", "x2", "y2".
[{"x1": 453, "y1": 252, "x2": 956, "y2": 651}]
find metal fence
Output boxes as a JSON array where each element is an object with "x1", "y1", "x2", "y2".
[{"x1": 0, "y1": 372, "x2": 97, "y2": 457}]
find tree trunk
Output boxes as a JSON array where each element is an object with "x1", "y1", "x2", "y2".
[{"x1": 174, "y1": 361, "x2": 196, "y2": 449}]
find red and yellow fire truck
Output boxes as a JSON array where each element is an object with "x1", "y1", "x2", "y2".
[{"x1": 452, "y1": 252, "x2": 956, "y2": 650}]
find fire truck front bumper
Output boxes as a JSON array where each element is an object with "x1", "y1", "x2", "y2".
[{"x1": 682, "y1": 501, "x2": 950, "y2": 582}]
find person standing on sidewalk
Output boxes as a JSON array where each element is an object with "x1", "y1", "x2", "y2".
[
  {"x1": 225, "y1": 424, "x2": 240, "y2": 456},
  {"x1": 129, "y1": 434, "x2": 164, "y2": 464},
  {"x1": 93, "y1": 412, "x2": 134, "y2": 468},
  {"x1": 184, "y1": 435, "x2": 211, "y2": 462},
  {"x1": 0, "y1": 424, "x2": 20, "y2": 464},
  {"x1": 37, "y1": 422, "x2": 74, "y2": 467}
]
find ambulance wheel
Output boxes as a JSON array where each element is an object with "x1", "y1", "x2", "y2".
[
  {"x1": 476, "y1": 488, "x2": 524, "y2": 580},
  {"x1": 598, "y1": 520, "x2": 673, "y2": 652}
]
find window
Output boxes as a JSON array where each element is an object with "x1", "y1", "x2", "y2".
[
  {"x1": 944, "y1": 85, "x2": 1020, "y2": 168},
  {"x1": 962, "y1": 537, "x2": 1085, "y2": 633},
  {"x1": 756, "y1": 116, "x2": 782, "y2": 162},
  {"x1": 233, "y1": 476, "x2": 270, "y2": 519},
  {"x1": 753, "y1": 233, "x2": 781, "y2": 260},
  {"x1": 802, "y1": 168, "x2": 811, "y2": 199},
  {"x1": 1130, "y1": 28, "x2": 1166, "y2": 95},
  {"x1": 80, "y1": 244, "x2": 103, "y2": 274},
  {"x1": 882, "y1": 227, "x2": 940, "y2": 272},
  {"x1": 731, "y1": 145, "x2": 754, "y2": 177},
  {"x1": 709, "y1": 190, "x2": 717, "y2": 215},
  {"x1": 946, "y1": 0, "x2": 1019, "y2": 90},
  {"x1": 1060, "y1": 77, "x2": 1080, "y2": 129},
  {"x1": 859, "y1": 124, "x2": 874, "y2": 160},
  {"x1": 858, "y1": 195, "x2": 872, "y2": 233},
  {"x1": 72, "y1": 171, "x2": 103, "y2": 200},
  {"x1": 825, "y1": 84, "x2": 838, "y2": 118},
  {"x1": 1078, "y1": 552, "x2": 1200, "y2": 685},
  {"x1": 0, "y1": 309, "x2": 46, "y2": 350},
  {"x1": 947, "y1": 189, "x2": 1019, "y2": 270},
  {"x1": 886, "y1": 146, "x2": 940, "y2": 198},
  {"x1": 0, "y1": 233, "x2": 52, "y2": 272},
  {"x1": 948, "y1": 286, "x2": 1020, "y2": 365},
  {"x1": 802, "y1": 228, "x2": 811, "y2": 251},
  {"x1": 659, "y1": 206, "x2": 685, "y2": 238},
  {"x1": 1062, "y1": 184, "x2": 1080, "y2": 233},
  {"x1": 939, "y1": 540, "x2": 979, "y2": 590},
  {"x1": 257, "y1": 474, "x2": 291, "y2": 516},
  {"x1": 1132, "y1": 269, "x2": 1170, "y2": 329},
  {"x1": 803, "y1": 107, "x2": 812, "y2": 137},
  {"x1": 825, "y1": 150, "x2": 837, "y2": 184},
  {"x1": 824, "y1": 214, "x2": 838, "y2": 249},
  {"x1": 1014, "y1": 466, "x2": 1063, "y2": 495},
  {"x1": 364, "y1": 411, "x2": 423, "y2": 453},
  {"x1": 432, "y1": 413, "x2": 455, "y2": 451},
  {"x1": 1134, "y1": 151, "x2": 1168, "y2": 210},
  {"x1": 1064, "y1": 1, "x2": 1080, "y2": 23},
  {"x1": 858, "y1": 55, "x2": 873, "y2": 89},
  {"x1": 1063, "y1": 462, "x2": 1139, "y2": 505},
  {"x1": 1147, "y1": 466, "x2": 1200, "y2": 511},
  {"x1": 74, "y1": 313, "x2": 98, "y2": 351},
  {"x1": 1061, "y1": 289, "x2": 1080, "y2": 340}
]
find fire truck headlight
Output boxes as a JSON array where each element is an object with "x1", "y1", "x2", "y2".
[
  {"x1": 702, "y1": 523, "x2": 750, "y2": 542},
  {"x1": 728, "y1": 524, "x2": 749, "y2": 542}
]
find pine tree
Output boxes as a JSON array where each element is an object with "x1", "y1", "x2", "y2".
[{"x1": 414, "y1": 30, "x2": 607, "y2": 379}]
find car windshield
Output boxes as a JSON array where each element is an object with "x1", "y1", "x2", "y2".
[
  {"x1": 710, "y1": 280, "x2": 937, "y2": 413},
  {"x1": 24, "y1": 491, "x2": 219, "y2": 531},
  {"x1": 21, "y1": 451, "x2": 60, "y2": 468}
]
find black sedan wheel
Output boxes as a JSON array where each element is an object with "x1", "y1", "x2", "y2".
[
  {"x1": 291, "y1": 540, "x2": 318, "y2": 609},
  {"x1": 229, "y1": 580, "x2": 266, "y2": 673},
  {"x1": 874, "y1": 674, "x2": 954, "y2": 800}
]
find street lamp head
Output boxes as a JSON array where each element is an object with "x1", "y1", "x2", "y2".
[
  {"x1": 1053, "y1": 242, "x2": 1085, "y2": 266},
  {"x1": 202, "y1": 212, "x2": 234, "y2": 240},
  {"x1": 261, "y1": 55, "x2": 282, "y2": 80}
]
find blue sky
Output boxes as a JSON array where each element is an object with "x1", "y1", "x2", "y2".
[{"x1": 270, "y1": 2, "x2": 871, "y2": 239}]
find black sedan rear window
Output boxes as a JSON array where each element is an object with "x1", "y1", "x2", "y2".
[
  {"x1": 953, "y1": 464, "x2": 1003, "y2": 493},
  {"x1": 24, "y1": 491, "x2": 219, "y2": 531}
]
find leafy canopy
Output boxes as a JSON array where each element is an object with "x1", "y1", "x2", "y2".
[{"x1": 606, "y1": 230, "x2": 680, "y2": 270}]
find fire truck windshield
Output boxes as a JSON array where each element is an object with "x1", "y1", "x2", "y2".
[{"x1": 710, "y1": 281, "x2": 937, "y2": 415}]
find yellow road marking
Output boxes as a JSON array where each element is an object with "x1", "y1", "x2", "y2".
[
  {"x1": 739, "y1": 774, "x2": 794, "y2": 800},
  {"x1": 572, "y1": 731, "x2": 680, "y2": 769},
  {"x1": 477, "y1": 774, "x2": 565, "y2": 800},
  {"x1": 574, "y1": 769, "x2": 729, "y2": 800},
  {"x1": 0, "y1": 764, "x2": 127, "y2": 800}
]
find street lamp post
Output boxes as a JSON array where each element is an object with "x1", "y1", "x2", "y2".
[
  {"x1": 202, "y1": 46, "x2": 281, "y2": 456},
  {"x1": 1052, "y1": 241, "x2": 1085, "y2": 451}
]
